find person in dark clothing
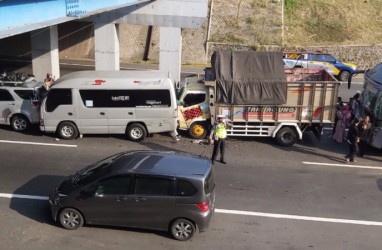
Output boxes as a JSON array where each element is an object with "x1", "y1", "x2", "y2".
[
  {"x1": 345, "y1": 118, "x2": 361, "y2": 163},
  {"x1": 357, "y1": 115, "x2": 371, "y2": 157},
  {"x1": 333, "y1": 96, "x2": 344, "y2": 135},
  {"x1": 350, "y1": 91, "x2": 361, "y2": 120}
]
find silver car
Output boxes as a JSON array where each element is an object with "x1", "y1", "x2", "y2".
[{"x1": 0, "y1": 80, "x2": 43, "y2": 131}]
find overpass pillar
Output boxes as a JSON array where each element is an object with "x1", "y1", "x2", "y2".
[
  {"x1": 31, "y1": 25, "x2": 60, "y2": 81},
  {"x1": 159, "y1": 27, "x2": 182, "y2": 83},
  {"x1": 94, "y1": 23, "x2": 120, "y2": 71}
]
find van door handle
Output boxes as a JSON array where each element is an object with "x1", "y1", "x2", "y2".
[
  {"x1": 9, "y1": 103, "x2": 15, "y2": 106},
  {"x1": 128, "y1": 112, "x2": 133, "y2": 115},
  {"x1": 68, "y1": 112, "x2": 73, "y2": 116},
  {"x1": 100, "y1": 112, "x2": 105, "y2": 115},
  {"x1": 134, "y1": 197, "x2": 146, "y2": 202}
]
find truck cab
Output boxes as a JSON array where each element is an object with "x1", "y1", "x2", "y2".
[{"x1": 177, "y1": 77, "x2": 211, "y2": 139}]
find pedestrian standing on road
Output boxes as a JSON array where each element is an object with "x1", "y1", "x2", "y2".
[
  {"x1": 357, "y1": 115, "x2": 371, "y2": 158},
  {"x1": 209, "y1": 114, "x2": 232, "y2": 165},
  {"x1": 332, "y1": 104, "x2": 352, "y2": 143},
  {"x1": 333, "y1": 96, "x2": 344, "y2": 135},
  {"x1": 350, "y1": 91, "x2": 361, "y2": 120},
  {"x1": 345, "y1": 117, "x2": 361, "y2": 163}
]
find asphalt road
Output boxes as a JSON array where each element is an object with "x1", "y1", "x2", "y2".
[
  {"x1": 0, "y1": 59, "x2": 378, "y2": 249},
  {"x1": 0, "y1": 124, "x2": 382, "y2": 249}
]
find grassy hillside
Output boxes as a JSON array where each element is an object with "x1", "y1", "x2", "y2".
[{"x1": 284, "y1": 0, "x2": 382, "y2": 46}]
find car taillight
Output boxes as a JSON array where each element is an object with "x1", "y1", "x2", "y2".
[{"x1": 196, "y1": 201, "x2": 209, "y2": 212}]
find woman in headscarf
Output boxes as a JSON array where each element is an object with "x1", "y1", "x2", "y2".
[{"x1": 332, "y1": 104, "x2": 352, "y2": 143}]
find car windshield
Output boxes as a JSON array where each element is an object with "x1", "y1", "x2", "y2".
[{"x1": 72, "y1": 152, "x2": 125, "y2": 185}]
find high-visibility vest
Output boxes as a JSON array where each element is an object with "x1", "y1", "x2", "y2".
[{"x1": 215, "y1": 123, "x2": 227, "y2": 139}]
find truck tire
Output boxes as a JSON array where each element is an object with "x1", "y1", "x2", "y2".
[
  {"x1": 339, "y1": 70, "x2": 350, "y2": 82},
  {"x1": 126, "y1": 123, "x2": 146, "y2": 141},
  {"x1": 188, "y1": 122, "x2": 207, "y2": 139},
  {"x1": 58, "y1": 122, "x2": 79, "y2": 140},
  {"x1": 276, "y1": 127, "x2": 297, "y2": 147}
]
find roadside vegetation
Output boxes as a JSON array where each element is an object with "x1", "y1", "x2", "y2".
[
  {"x1": 284, "y1": 0, "x2": 382, "y2": 46},
  {"x1": 209, "y1": 0, "x2": 382, "y2": 47}
]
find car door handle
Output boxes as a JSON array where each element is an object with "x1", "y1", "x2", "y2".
[
  {"x1": 68, "y1": 112, "x2": 73, "y2": 116},
  {"x1": 100, "y1": 112, "x2": 105, "y2": 115},
  {"x1": 128, "y1": 112, "x2": 133, "y2": 115},
  {"x1": 134, "y1": 197, "x2": 146, "y2": 202},
  {"x1": 9, "y1": 103, "x2": 15, "y2": 106}
]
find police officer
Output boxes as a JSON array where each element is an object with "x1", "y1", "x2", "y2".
[{"x1": 209, "y1": 114, "x2": 232, "y2": 165}]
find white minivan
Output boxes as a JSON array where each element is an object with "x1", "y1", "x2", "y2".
[{"x1": 40, "y1": 70, "x2": 178, "y2": 141}]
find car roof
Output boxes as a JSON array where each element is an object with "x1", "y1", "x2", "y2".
[{"x1": 111, "y1": 151, "x2": 210, "y2": 177}]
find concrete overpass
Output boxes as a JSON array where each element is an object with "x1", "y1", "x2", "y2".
[{"x1": 0, "y1": 0, "x2": 208, "y2": 82}]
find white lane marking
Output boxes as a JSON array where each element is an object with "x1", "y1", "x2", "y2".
[
  {"x1": 0, "y1": 193, "x2": 48, "y2": 200},
  {"x1": 1, "y1": 193, "x2": 382, "y2": 227},
  {"x1": 216, "y1": 209, "x2": 382, "y2": 226},
  {"x1": 303, "y1": 161, "x2": 382, "y2": 170},
  {"x1": 0, "y1": 140, "x2": 77, "y2": 148}
]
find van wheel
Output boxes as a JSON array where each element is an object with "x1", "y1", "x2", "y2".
[
  {"x1": 58, "y1": 122, "x2": 78, "y2": 140},
  {"x1": 11, "y1": 115, "x2": 30, "y2": 131},
  {"x1": 127, "y1": 123, "x2": 146, "y2": 141},
  {"x1": 276, "y1": 127, "x2": 297, "y2": 147},
  {"x1": 189, "y1": 122, "x2": 207, "y2": 139},
  {"x1": 170, "y1": 218, "x2": 196, "y2": 241},
  {"x1": 59, "y1": 208, "x2": 84, "y2": 230}
]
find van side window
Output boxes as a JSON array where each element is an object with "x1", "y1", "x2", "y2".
[
  {"x1": 80, "y1": 90, "x2": 109, "y2": 107},
  {"x1": 79, "y1": 89, "x2": 171, "y2": 108},
  {"x1": 95, "y1": 176, "x2": 131, "y2": 196},
  {"x1": 0, "y1": 89, "x2": 14, "y2": 101},
  {"x1": 183, "y1": 93, "x2": 206, "y2": 107},
  {"x1": 46, "y1": 89, "x2": 72, "y2": 112},
  {"x1": 133, "y1": 90, "x2": 171, "y2": 107},
  {"x1": 135, "y1": 176, "x2": 174, "y2": 196},
  {"x1": 176, "y1": 179, "x2": 197, "y2": 196}
]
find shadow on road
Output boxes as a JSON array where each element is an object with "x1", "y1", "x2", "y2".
[{"x1": 10, "y1": 175, "x2": 64, "y2": 225}]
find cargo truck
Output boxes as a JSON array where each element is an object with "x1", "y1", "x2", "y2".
[{"x1": 177, "y1": 51, "x2": 340, "y2": 146}]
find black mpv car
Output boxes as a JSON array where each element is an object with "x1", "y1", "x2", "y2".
[{"x1": 49, "y1": 150, "x2": 215, "y2": 241}]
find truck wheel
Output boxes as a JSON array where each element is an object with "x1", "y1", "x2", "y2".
[
  {"x1": 127, "y1": 123, "x2": 146, "y2": 141},
  {"x1": 276, "y1": 127, "x2": 297, "y2": 147},
  {"x1": 339, "y1": 70, "x2": 350, "y2": 82},
  {"x1": 11, "y1": 115, "x2": 30, "y2": 132},
  {"x1": 188, "y1": 122, "x2": 207, "y2": 139},
  {"x1": 58, "y1": 122, "x2": 79, "y2": 140}
]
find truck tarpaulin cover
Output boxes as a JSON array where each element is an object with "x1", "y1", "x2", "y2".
[{"x1": 212, "y1": 51, "x2": 287, "y2": 105}]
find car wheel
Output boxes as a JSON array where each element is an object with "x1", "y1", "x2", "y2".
[
  {"x1": 58, "y1": 122, "x2": 79, "y2": 140},
  {"x1": 59, "y1": 208, "x2": 84, "y2": 230},
  {"x1": 126, "y1": 123, "x2": 147, "y2": 141},
  {"x1": 170, "y1": 218, "x2": 196, "y2": 241},
  {"x1": 188, "y1": 122, "x2": 207, "y2": 139},
  {"x1": 11, "y1": 115, "x2": 30, "y2": 132},
  {"x1": 276, "y1": 127, "x2": 297, "y2": 147},
  {"x1": 339, "y1": 70, "x2": 350, "y2": 82}
]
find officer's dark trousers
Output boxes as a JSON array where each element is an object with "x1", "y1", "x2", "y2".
[{"x1": 212, "y1": 138, "x2": 226, "y2": 162}]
